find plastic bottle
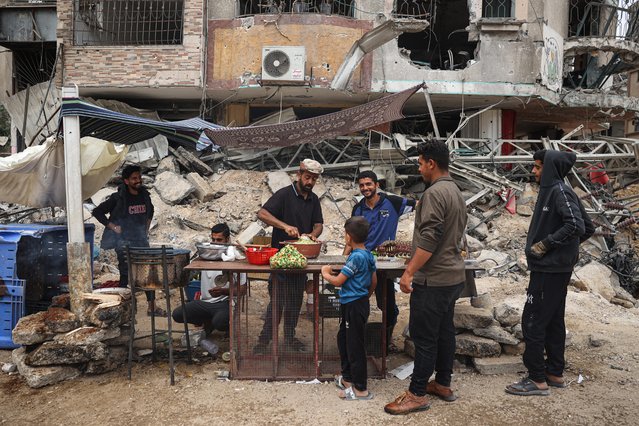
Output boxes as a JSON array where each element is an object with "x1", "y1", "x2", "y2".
[{"x1": 200, "y1": 338, "x2": 219, "y2": 356}]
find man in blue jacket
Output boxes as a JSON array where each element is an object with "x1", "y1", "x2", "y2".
[
  {"x1": 506, "y1": 150, "x2": 594, "y2": 396},
  {"x1": 345, "y1": 170, "x2": 416, "y2": 352}
]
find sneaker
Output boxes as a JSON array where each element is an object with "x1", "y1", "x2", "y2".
[
  {"x1": 284, "y1": 337, "x2": 306, "y2": 352},
  {"x1": 426, "y1": 380, "x2": 457, "y2": 402},
  {"x1": 384, "y1": 391, "x2": 431, "y2": 415},
  {"x1": 253, "y1": 342, "x2": 269, "y2": 355}
]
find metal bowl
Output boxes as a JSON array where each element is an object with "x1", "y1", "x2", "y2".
[{"x1": 196, "y1": 243, "x2": 230, "y2": 260}]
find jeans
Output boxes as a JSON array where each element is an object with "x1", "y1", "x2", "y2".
[
  {"x1": 172, "y1": 300, "x2": 230, "y2": 334},
  {"x1": 522, "y1": 271, "x2": 571, "y2": 382},
  {"x1": 408, "y1": 282, "x2": 464, "y2": 396},
  {"x1": 337, "y1": 297, "x2": 370, "y2": 392},
  {"x1": 258, "y1": 272, "x2": 307, "y2": 343}
]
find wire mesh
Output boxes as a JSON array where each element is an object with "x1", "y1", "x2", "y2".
[{"x1": 230, "y1": 272, "x2": 385, "y2": 380}]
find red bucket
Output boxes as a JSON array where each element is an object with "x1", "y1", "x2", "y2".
[{"x1": 245, "y1": 247, "x2": 278, "y2": 265}]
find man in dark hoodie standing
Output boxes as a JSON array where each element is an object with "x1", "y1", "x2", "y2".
[
  {"x1": 93, "y1": 165, "x2": 165, "y2": 316},
  {"x1": 506, "y1": 150, "x2": 594, "y2": 396}
]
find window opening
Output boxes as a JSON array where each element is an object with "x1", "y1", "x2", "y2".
[
  {"x1": 74, "y1": 0, "x2": 184, "y2": 46},
  {"x1": 236, "y1": 1, "x2": 355, "y2": 18},
  {"x1": 394, "y1": 0, "x2": 476, "y2": 70}
]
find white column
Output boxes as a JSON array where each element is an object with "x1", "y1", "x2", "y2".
[{"x1": 62, "y1": 85, "x2": 85, "y2": 243}]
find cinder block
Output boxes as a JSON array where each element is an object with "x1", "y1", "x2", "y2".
[{"x1": 473, "y1": 355, "x2": 525, "y2": 375}]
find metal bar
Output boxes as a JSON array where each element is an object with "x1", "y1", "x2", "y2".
[
  {"x1": 423, "y1": 87, "x2": 440, "y2": 138},
  {"x1": 271, "y1": 273, "x2": 279, "y2": 379},
  {"x1": 229, "y1": 269, "x2": 236, "y2": 378},
  {"x1": 127, "y1": 246, "x2": 135, "y2": 380},
  {"x1": 313, "y1": 272, "x2": 320, "y2": 379},
  {"x1": 179, "y1": 286, "x2": 192, "y2": 364},
  {"x1": 380, "y1": 271, "x2": 387, "y2": 375},
  {"x1": 162, "y1": 246, "x2": 175, "y2": 385}
]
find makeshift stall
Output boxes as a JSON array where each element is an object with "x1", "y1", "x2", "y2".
[{"x1": 186, "y1": 255, "x2": 405, "y2": 381}]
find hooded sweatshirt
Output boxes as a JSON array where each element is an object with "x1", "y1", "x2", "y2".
[{"x1": 525, "y1": 150, "x2": 595, "y2": 272}]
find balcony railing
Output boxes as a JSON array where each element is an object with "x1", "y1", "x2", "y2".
[
  {"x1": 235, "y1": 0, "x2": 355, "y2": 18},
  {"x1": 569, "y1": 1, "x2": 639, "y2": 42}
]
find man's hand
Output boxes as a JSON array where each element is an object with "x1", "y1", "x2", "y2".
[
  {"x1": 530, "y1": 240, "x2": 550, "y2": 259},
  {"x1": 284, "y1": 225, "x2": 300, "y2": 238},
  {"x1": 209, "y1": 287, "x2": 225, "y2": 297},
  {"x1": 399, "y1": 270, "x2": 414, "y2": 294},
  {"x1": 301, "y1": 233, "x2": 317, "y2": 241},
  {"x1": 108, "y1": 223, "x2": 122, "y2": 234}
]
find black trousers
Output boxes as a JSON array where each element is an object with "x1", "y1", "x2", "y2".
[
  {"x1": 522, "y1": 271, "x2": 571, "y2": 382},
  {"x1": 115, "y1": 239, "x2": 153, "y2": 302},
  {"x1": 337, "y1": 297, "x2": 370, "y2": 392},
  {"x1": 409, "y1": 282, "x2": 464, "y2": 396},
  {"x1": 374, "y1": 277, "x2": 399, "y2": 343},
  {"x1": 258, "y1": 272, "x2": 307, "y2": 343},
  {"x1": 172, "y1": 300, "x2": 230, "y2": 333}
]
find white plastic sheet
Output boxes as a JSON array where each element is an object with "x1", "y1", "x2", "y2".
[{"x1": 0, "y1": 137, "x2": 128, "y2": 208}]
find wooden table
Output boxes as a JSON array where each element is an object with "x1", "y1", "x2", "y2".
[{"x1": 185, "y1": 256, "x2": 406, "y2": 380}]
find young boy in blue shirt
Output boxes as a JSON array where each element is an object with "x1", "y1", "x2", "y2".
[{"x1": 321, "y1": 216, "x2": 377, "y2": 400}]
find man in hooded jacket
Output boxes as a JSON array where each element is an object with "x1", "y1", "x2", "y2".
[{"x1": 506, "y1": 150, "x2": 595, "y2": 396}]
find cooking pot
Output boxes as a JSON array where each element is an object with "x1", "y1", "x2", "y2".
[{"x1": 128, "y1": 248, "x2": 191, "y2": 290}]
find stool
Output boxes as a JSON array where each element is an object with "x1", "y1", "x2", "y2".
[{"x1": 126, "y1": 246, "x2": 193, "y2": 385}]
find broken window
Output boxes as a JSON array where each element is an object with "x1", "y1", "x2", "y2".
[
  {"x1": 395, "y1": 0, "x2": 477, "y2": 70},
  {"x1": 73, "y1": 0, "x2": 184, "y2": 46},
  {"x1": 482, "y1": 0, "x2": 513, "y2": 18},
  {"x1": 236, "y1": 1, "x2": 354, "y2": 17}
]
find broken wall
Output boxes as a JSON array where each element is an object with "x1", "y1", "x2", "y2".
[
  {"x1": 56, "y1": 0, "x2": 205, "y2": 88},
  {"x1": 206, "y1": 15, "x2": 373, "y2": 90}
]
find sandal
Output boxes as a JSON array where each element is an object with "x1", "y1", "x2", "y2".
[
  {"x1": 546, "y1": 377, "x2": 567, "y2": 388},
  {"x1": 505, "y1": 378, "x2": 550, "y2": 396},
  {"x1": 147, "y1": 307, "x2": 168, "y2": 317},
  {"x1": 340, "y1": 386, "x2": 374, "y2": 401},
  {"x1": 334, "y1": 375, "x2": 348, "y2": 390}
]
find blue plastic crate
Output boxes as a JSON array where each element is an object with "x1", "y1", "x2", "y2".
[
  {"x1": 0, "y1": 224, "x2": 95, "y2": 302},
  {"x1": 0, "y1": 279, "x2": 25, "y2": 349},
  {"x1": 0, "y1": 232, "x2": 20, "y2": 281}
]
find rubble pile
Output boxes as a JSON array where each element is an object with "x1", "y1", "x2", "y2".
[{"x1": 10, "y1": 289, "x2": 131, "y2": 388}]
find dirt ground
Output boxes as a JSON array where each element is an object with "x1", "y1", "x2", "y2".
[
  {"x1": 2, "y1": 178, "x2": 638, "y2": 424},
  {"x1": 2, "y1": 271, "x2": 639, "y2": 425}
]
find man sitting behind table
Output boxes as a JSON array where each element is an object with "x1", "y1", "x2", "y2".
[{"x1": 172, "y1": 223, "x2": 246, "y2": 337}]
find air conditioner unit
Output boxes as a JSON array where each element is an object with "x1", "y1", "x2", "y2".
[{"x1": 261, "y1": 46, "x2": 306, "y2": 84}]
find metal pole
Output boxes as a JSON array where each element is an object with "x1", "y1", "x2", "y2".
[
  {"x1": 423, "y1": 87, "x2": 440, "y2": 138},
  {"x1": 62, "y1": 85, "x2": 91, "y2": 318}
]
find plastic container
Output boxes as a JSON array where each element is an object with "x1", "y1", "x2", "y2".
[
  {"x1": 186, "y1": 280, "x2": 201, "y2": 301},
  {"x1": 0, "y1": 279, "x2": 25, "y2": 349},
  {"x1": 245, "y1": 247, "x2": 278, "y2": 265},
  {"x1": 200, "y1": 338, "x2": 219, "y2": 355}
]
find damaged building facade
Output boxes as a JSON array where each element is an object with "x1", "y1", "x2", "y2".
[{"x1": 1, "y1": 0, "x2": 639, "y2": 167}]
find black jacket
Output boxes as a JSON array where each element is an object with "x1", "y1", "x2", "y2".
[
  {"x1": 525, "y1": 150, "x2": 595, "y2": 272},
  {"x1": 92, "y1": 184, "x2": 154, "y2": 249}
]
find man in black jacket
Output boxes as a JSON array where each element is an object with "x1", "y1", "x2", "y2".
[
  {"x1": 92, "y1": 165, "x2": 165, "y2": 316},
  {"x1": 506, "y1": 150, "x2": 595, "y2": 396}
]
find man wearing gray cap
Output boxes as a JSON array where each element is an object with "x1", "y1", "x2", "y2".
[{"x1": 254, "y1": 159, "x2": 324, "y2": 354}]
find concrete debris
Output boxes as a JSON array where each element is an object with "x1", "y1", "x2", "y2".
[
  {"x1": 472, "y1": 325, "x2": 520, "y2": 345},
  {"x1": 473, "y1": 355, "x2": 525, "y2": 375},
  {"x1": 455, "y1": 333, "x2": 502, "y2": 358},
  {"x1": 501, "y1": 342, "x2": 526, "y2": 356},
  {"x1": 515, "y1": 204, "x2": 533, "y2": 217},
  {"x1": 2, "y1": 362, "x2": 17, "y2": 373},
  {"x1": 453, "y1": 305, "x2": 495, "y2": 330},
  {"x1": 26, "y1": 341, "x2": 109, "y2": 366},
  {"x1": 157, "y1": 156, "x2": 180, "y2": 174},
  {"x1": 154, "y1": 171, "x2": 195, "y2": 205},
  {"x1": 12, "y1": 347, "x2": 81, "y2": 388},
  {"x1": 85, "y1": 346, "x2": 128, "y2": 375},
  {"x1": 511, "y1": 324, "x2": 523, "y2": 340},
  {"x1": 43, "y1": 308, "x2": 80, "y2": 334},
  {"x1": 476, "y1": 250, "x2": 510, "y2": 271},
  {"x1": 53, "y1": 326, "x2": 121, "y2": 345},
  {"x1": 267, "y1": 171, "x2": 292, "y2": 193},
  {"x1": 236, "y1": 222, "x2": 265, "y2": 246},
  {"x1": 588, "y1": 334, "x2": 610, "y2": 348},
  {"x1": 465, "y1": 234, "x2": 484, "y2": 253},
  {"x1": 12, "y1": 311, "x2": 56, "y2": 345},
  {"x1": 574, "y1": 261, "x2": 617, "y2": 302},
  {"x1": 186, "y1": 172, "x2": 215, "y2": 202},
  {"x1": 493, "y1": 303, "x2": 521, "y2": 327},
  {"x1": 470, "y1": 292, "x2": 493, "y2": 309}
]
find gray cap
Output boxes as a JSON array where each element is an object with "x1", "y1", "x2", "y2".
[{"x1": 300, "y1": 158, "x2": 323, "y2": 175}]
